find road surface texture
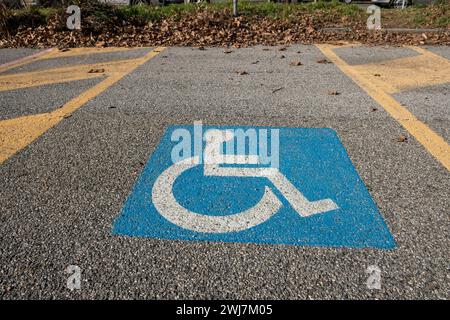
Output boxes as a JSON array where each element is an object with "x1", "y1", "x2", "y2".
[{"x1": 0, "y1": 44, "x2": 448, "y2": 299}]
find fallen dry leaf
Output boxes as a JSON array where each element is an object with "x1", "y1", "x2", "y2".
[
  {"x1": 328, "y1": 90, "x2": 341, "y2": 95},
  {"x1": 2, "y1": 5, "x2": 449, "y2": 50},
  {"x1": 236, "y1": 70, "x2": 248, "y2": 75},
  {"x1": 272, "y1": 87, "x2": 284, "y2": 93},
  {"x1": 290, "y1": 60, "x2": 303, "y2": 66},
  {"x1": 397, "y1": 135, "x2": 408, "y2": 142},
  {"x1": 317, "y1": 59, "x2": 331, "y2": 64},
  {"x1": 88, "y1": 68, "x2": 105, "y2": 73}
]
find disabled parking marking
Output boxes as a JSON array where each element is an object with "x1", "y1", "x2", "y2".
[
  {"x1": 113, "y1": 125, "x2": 395, "y2": 249},
  {"x1": 317, "y1": 44, "x2": 450, "y2": 171},
  {"x1": 152, "y1": 129, "x2": 338, "y2": 233},
  {"x1": 0, "y1": 58, "x2": 150, "y2": 92},
  {"x1": 0, "y1": 47, "x2": 165, "y2": 165}
]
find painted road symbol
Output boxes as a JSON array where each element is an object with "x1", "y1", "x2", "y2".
[
  {"x1": 152, "y1": 129, "x2": 338, "y2": 233},
  {"x1": 113, "y1": 125, "x2": 395, "y2": 249}
]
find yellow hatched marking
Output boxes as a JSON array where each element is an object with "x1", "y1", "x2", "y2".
[
  {"x1": 42, "y1": 47, "x2": 148, "y2": 60},
  {"x1": 0, "y1": 47, "x2": 165, "y2": 165},
  {"x1": 0, "y1": 58, "x2": 146, "y2": 92},
  {"x1": 351, "y1": 47, "x2": 450, "y2": 94},
  {"x1": 316, "y1": 44, "x2": 450, "y2": 171}
]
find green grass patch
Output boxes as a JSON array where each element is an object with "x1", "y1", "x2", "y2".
[
  {"x1": 5, "y1": 1, "x2": 364, "y2": 24},
  {"x1": 2, "y1": 6, "x2": 61, "y2": 34},
  {"x1": 11, "y1": 6, "x2": 60, "y2": 20},
  {"x1": 435, "y1": 15, "x2": 450, "y2": 27},
  {"x1": 113, "y1": 0, "x2": 362, "y2": 22},
  {"x1": 115, "y1": 3, "x2": 200, "y2": 23},
  {"x1": 405, "y1": 3, "x2": 450, "y2": 28}
]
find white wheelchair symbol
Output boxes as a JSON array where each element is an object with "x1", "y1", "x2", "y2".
[{"x1": 152, "y1": 129, "x2": 338, "y2": 233}]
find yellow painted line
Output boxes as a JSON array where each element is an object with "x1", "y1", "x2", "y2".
[
  {"x1": 316, "y1": 44, "x2": 450, "y2": 171},
  {"x1": 0, "y1": 47, "x2": 165, "y2": 165},
  {"x1": 408, "y1": 46, "x2": 449, "y2": 61},
  {"x1": 0, "y1": 58, "x2": 145, "y2": 92},
  {"x1": 0, "y1": 70, "x2": 105, "y2": 92},
  {"x1": 42, "y1": 47, "x2": 147, "y2": 60},
  {"x1": 317, "y1": 41, "x2": 361, "y2": 49},
  {"x1": 0, "y1": 48, "x2": 57, "y2": 74}
]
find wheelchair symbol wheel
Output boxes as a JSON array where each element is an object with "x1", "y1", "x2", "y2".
[
  {"x1": 151, "y1": 130, "x2": 339, "y2": 234},
  {"x1": 152, "y1": 156, "x2": 283, "y2": 233}
]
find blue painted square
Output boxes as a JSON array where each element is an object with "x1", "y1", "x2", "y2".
[{"x1": 113, "y1": 125, "x2": 395, "y2": 249}]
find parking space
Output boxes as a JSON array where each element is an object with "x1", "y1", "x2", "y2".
[{"x1": 0, "y1": 44, "x2": 448, "y2": 299}]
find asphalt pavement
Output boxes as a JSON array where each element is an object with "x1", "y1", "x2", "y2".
[{"x1": 0, "y1": 44, "x2": 448, "y2": 299}]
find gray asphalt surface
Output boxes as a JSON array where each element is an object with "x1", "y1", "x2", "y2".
[
  {"x1": 0, "y1": 45, "x2": 448, "y2": 299},
  {"x1": 0, "y1": 78, "x2": 104, "y2": 120},
  {"x1": 333, "y1": 45, "x2": 420, "y2": 66},
  {"x1": 394, "y1": 83, "x2": 450, "y2": 142},
  {"x1": 0, "y1": 48, "x2": 42, "y2": 66}
]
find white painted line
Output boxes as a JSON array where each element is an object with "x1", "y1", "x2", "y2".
[{"x1": 152, "y1": 156, "x2": 283, "y2": 233}]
